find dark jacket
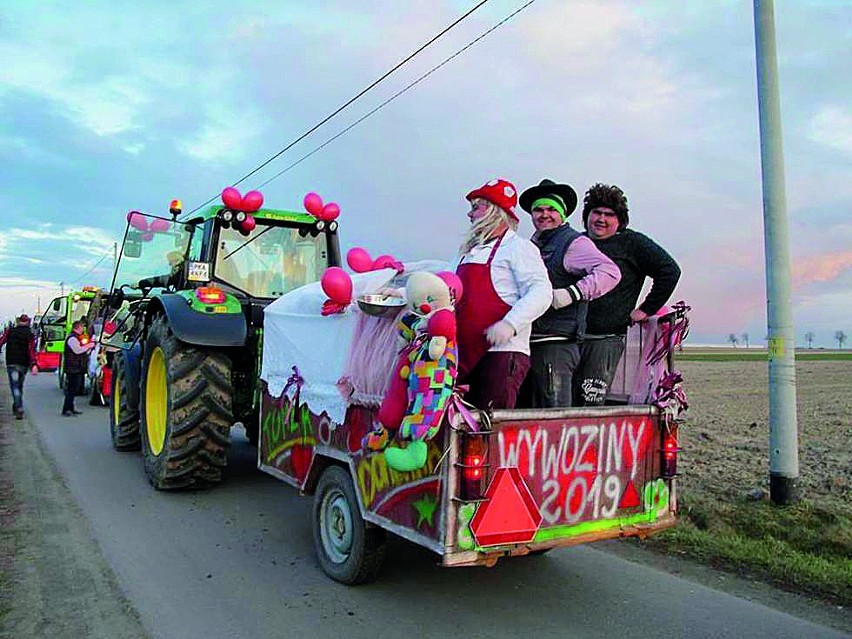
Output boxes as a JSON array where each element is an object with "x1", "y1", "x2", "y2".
[
  {"x1": 531, "y1": 223, "x2": 587, "y2": 340},
  {"x1": 586, "y1": 229, "x2": 681, "y2": 335},
  {"x1": 1, "y1": 326, "x2": 36, "y2": 367},
  {"x1": 64, "y1": 335, "x2": 89, "y2": 374}
]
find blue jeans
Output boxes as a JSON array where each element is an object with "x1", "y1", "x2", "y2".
[{"x1": 6, "y1": 365, "x2": 28, "y2": 412}]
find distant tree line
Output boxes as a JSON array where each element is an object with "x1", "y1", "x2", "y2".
[{"x1": 726, "y1": 330, "x2": 847, "y2": 349}]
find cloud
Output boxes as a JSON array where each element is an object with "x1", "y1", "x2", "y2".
[
  {"x1": 178, "y1": 101, "x2": 266, "y2": 163},
  {"x1": 808, "y1": 105, "x2": 852, "y2": 155},
  {"x1": 792, "y1": 250, "x2": 852, "y2": 289}
]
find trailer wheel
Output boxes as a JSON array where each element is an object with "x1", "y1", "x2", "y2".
[
  {"x1": 110, "y1": 351, "x2": 141, "y2": 451},
  {"x1": 140, "y1": 315, "x2": 233, "y2": 490},
  {"x1": 312, "y1": 465, "x2": 386, "y2": 584}
]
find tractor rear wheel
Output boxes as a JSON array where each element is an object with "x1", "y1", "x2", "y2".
[
  {"x1": 140, "y1": 315, "x2": 234, "y2": 490},
  {"x1": 110, "y1": 350, "x2": 140, "y2": 451}
]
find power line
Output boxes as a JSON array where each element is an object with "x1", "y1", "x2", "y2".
[
  {"x1": 183, "y1": 0, "x2": 490, "y2": 219},
  {"x1": 254, "y1": 0, "x2": 536, "y2": 190},
  {"x1": 68, "y1": 250, "x2": 112, "y2": 285}
]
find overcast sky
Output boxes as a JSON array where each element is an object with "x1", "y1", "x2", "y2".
[{"x1": 1, "y1": 0, "x2": 849, "y2": 346}]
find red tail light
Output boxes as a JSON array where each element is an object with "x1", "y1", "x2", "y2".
[
  {"x1": 661, "y1": 425, "x2": 679, "y2": 478},
  {"x1": 196, "y1": 286, "x2": 226, "y2": 305},
  {"x1": 458, "y1": 434, "x2": 489, "y2": 500}
]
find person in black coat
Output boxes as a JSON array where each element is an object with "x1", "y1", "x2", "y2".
[
  {"x1": 0, "y1": 314, "x2": 39, "y2": 419},
  {"x1": 575, "y1": 183, "x2": 681, "y2": 405}
]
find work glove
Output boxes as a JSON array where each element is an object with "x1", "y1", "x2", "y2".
[
  {"x1": 552, "y1": 285, "x2": 582, "y2": 310},
  {"x1": 485, "y1": 320, "x2": 515, "y2": 346}
]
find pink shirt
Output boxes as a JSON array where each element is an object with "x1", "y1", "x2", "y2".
[{"x1": 560, "y1": 234, "x2": 621, "y2": 300}]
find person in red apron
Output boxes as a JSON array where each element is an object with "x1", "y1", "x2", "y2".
[{"x1": 455, "y1": 179, "x2": 551, "y2": 410}]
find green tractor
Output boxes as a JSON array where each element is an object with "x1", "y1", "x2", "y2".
[{"x1": 104, "y1": 198, "x2": 340, "y2": 489}]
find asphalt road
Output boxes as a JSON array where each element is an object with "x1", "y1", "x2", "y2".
[{"x1": 26, "y1": 374, "x2": 850, "y2": 639}]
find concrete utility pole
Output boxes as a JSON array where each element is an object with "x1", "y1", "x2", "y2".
[
  {"x1": 753, "y1": 0, "x2": 799, "y2": 505},
  {"x1": 60, "y1": 281, "x2": 65, "y2": 296}
]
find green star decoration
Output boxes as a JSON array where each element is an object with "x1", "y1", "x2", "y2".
[{"x1": 412, "y1": 494, "x2": 438, "y2": 528}]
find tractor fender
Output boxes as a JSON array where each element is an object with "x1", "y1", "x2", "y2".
[
  {"x1": 146, "y1": 294, "x2": 247, "y2": 347},
  {"x1": 122, "y1": 343, "x2": 143, "y2": 410}
]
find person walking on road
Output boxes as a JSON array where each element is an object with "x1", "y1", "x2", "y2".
[
  {"x1": 62, "y1": 321, "x2": 95, "y2": 417},
  {"x1": 0, "y1": 314, "x2": 39, "y2": 419}
]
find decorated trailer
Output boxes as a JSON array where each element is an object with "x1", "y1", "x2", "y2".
[{"x1": 258, "y1": 263, "x2": 689, "y2": 584}]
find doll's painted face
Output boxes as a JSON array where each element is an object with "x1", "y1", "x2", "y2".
[{"x1": 405, "y1": 272, "x2": 452, "y2": 316}]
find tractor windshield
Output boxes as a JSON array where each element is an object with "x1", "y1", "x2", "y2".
[
  {"x1": 113, "y1": 214, "x2": 194, "y2": 292},
  {"x1": 215, "y1": 222, "x2": 326, "y2": 298}
]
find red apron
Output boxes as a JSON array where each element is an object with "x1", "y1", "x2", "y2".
[{"x1": 455, "y1": 234, "x2": 512, "y2": 381}]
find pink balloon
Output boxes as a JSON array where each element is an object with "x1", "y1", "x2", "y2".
[
  {"x1": 222, "y1": 186, "x2": 242, "y2": 210},
  {"x1": 321, "y1": 267, "x2": 352, "y2": 305},
  {"x1": 150, "y1": 218, "x2": 170, "y2": 233},
  {"x1": 140, "y1": 231, "x2": 155, "y2": 242},
  {"x1": 303, "y1": 192, "x2": 324, "y2": 216},
  {"x1": 127, "y1": 212, "x2": 148, "y2": 231},
  {"x1": 437, "y1": 271, "x2": 464, "y2": 304},
  {"x1": 346, "y1": 247, "x2": 373, "y2": 273},
  {"x1": 241, "y1": 190, "x2": 264, "y2": 213},
  {"x1": 372, "y1": 254, "x2": 398, "y2": 271},
  {"x1": 241, "y1": 215, "x2": 257, "y2": 232},
  {"x1": 319, "y1": 202, "x2": 340, "y2": 221}
]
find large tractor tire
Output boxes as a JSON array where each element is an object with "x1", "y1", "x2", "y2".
[
  {"x1": 312, "y1": 465, "x2": 386, "y2": 584},
  {"x1": 140, "y1": 315, "x2": 234, "y2": 490},
  {"x1": 110, "y1": 351, "x2": 141, "y2": 451}
]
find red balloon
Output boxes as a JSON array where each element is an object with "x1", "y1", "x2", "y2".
[
  {"x1": 150, "y1": 218, "x2": 170, "y2": 233},
  {"x1": 427, "y1": 308, "x2": 457, "y2": 341},
  {"x1": 346, "y1": 247, "x2": 373, "y2": 273},
  {"x1": 127, "y1": 212, "x2": 148, "y2": 231},
  {"x1": 303, "y1": 192, "x2": 324, "y2": 216},
  {"x1": 437, "y1": 271, "x2": 464, "y2": 304},
  {"x1": 241, "y1": 215, "x2": 257, "y2": 232},
  {"x1": 321, "y1": 266, "x2": 352, "y2": 305},
  {"x1": 222, "y1": 186, "x2": 242, "y2": 210},
  {"x1": 241, "y1": 190, "x2": 264, "y2": 212},
  {"x1": 319, "y1": 202, "x2": 340, "y2": 221},
  {"x1": 372, "y1": 254, "x2": 398, "y2": 271}
]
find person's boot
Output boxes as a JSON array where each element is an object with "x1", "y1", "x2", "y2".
[{"x1": 13, "y1": 408, "x2": 23, "y2": 420}]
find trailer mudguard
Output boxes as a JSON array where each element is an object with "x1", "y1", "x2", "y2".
[{"x1": 149, "y1": 293, "x2": 247, "y2": 347}]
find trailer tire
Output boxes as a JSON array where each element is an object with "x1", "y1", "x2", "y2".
[
  {"x1": 110, "y1": 351, "x2": 141, "y2": 451},
  {"x1": 140, "y1": 315, "x2": 234, "y2": 490},
  {"x1": 312, "y1": 465, "x2": 386, "y2": 585}
]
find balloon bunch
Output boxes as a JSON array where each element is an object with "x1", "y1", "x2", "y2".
[
  {"x1": 346, "y1": 247, "x2": 404, "y2": 274},
  {"x1": 221, "y1": 187, "x2": 263, "y2": 236},
  {"x1": 126, "y1": 211, "x2": 170, "y2": 242},
  {"x1": 303, "y1": 192, "x2": 341, "y2": 228},
  {"x1": 320, "y1": 266, "x2": 353, "y2": 316}
]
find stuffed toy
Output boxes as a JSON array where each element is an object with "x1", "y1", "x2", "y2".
[{"x1": 363, "y1": 272, "x2": 459, "y2": 471}]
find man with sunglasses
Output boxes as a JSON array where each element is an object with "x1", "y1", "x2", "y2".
[{"x1": 517, "y1": 179, "x2": 621, "y2": 407}]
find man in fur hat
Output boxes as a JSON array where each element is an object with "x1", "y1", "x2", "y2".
[
  {"x1": 575, "y1": 183, "x2": 681, "y2": 405},
  {"x1": 517, "y1": 179, "x2": 621, "y2": 408}
]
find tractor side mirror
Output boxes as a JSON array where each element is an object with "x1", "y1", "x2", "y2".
[
  {"x1": 123, "y1": 237, "x2": 142, "y2": 258},
  {"x1": 52, "y1": 299, "x2": 61, "y2": 312}
]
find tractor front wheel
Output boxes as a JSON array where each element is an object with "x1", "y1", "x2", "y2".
[
  {"x1": 109, "y1": 350, "x2": 140, "y2": 451},
  {"x1": 140, "y1": 315, "x2": 234, "y2": 489}
]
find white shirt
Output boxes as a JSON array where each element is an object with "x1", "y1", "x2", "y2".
[{"x1": 457, "y1": 230, "x2": 552, "y2": 356}]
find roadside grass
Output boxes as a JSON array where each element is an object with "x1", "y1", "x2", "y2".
[
  {"x1": 644, "y1": 492, "x2": 852, "y2": 606},
  {"x1": 677, "y1": 351, "x2": 852, "y2": 362}
]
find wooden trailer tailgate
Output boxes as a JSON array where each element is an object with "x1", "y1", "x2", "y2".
[{"x1": 448, "y1": 406, "x2": 676, "y2": 561}]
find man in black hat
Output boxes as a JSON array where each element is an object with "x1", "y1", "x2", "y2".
[
  {"x1": 575, "y1": 183, "x2": 681, "y2": 405},
  {"x1": 517, "y1": 179, "x2": 621, "y2": 408},
  {"x1": 0, "y1": 314, "x2": 39, "y2": 419}
]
